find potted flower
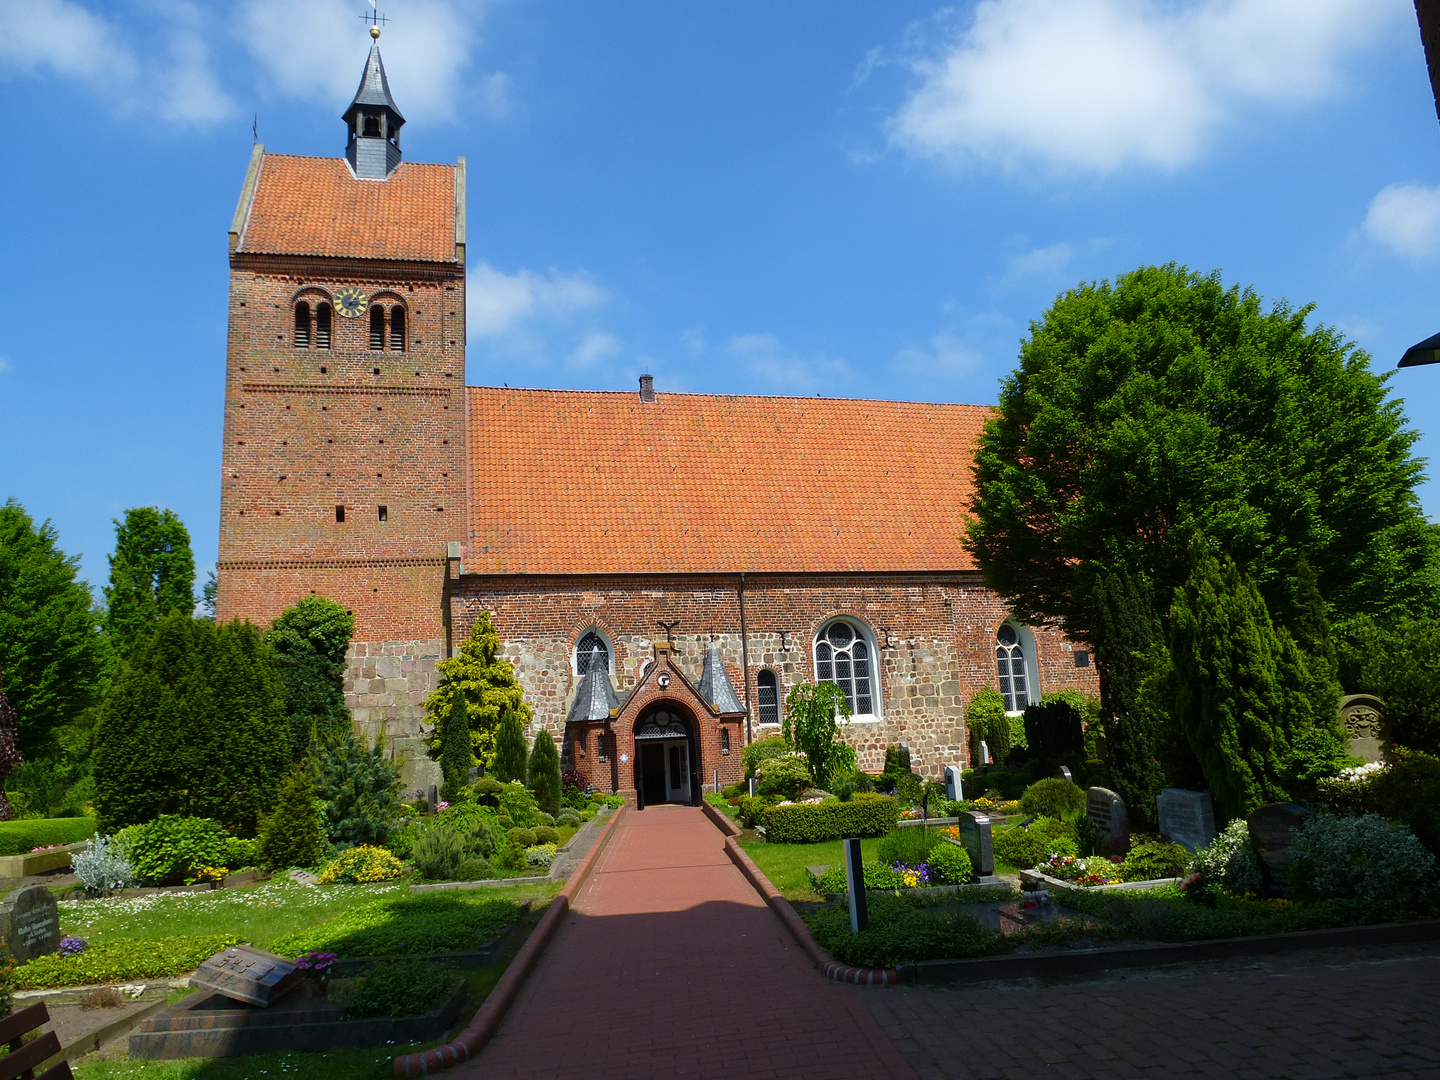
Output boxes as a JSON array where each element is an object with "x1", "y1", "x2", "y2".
[{"x1": 295, "y1": 951, "x2": 338, "y2": 997}]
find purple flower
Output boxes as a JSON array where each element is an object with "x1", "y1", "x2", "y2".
[
  {"x1": 59, "y1": 937, "x2": 87, "y2": 956},
  {"x1": 295, "y1": 951, "x2": 338, "y2": 975}
]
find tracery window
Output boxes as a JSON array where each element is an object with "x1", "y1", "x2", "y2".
[
  {"x1": 996, "y1": 623, "x2": 1034, "y2": 714},
  {"x1": 576, "y1": 630, "x2": 610, "y2": 677},
  {"x1": 814, "y1": 619, "x2": 876, "y2": 717},
  {"x1": 756, "y1": 670, "x2": 780, "y2": 725}
]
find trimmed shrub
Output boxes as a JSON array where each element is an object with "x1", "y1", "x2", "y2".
[
  {"x1": 433, "y1": 803, "x2": 506, "y2": 862},
  {"x1": 556, "y1": 809, "x2": 582, "y2": 829},
  {"x1": 312, "y1": 732, "x2": 401, "y2": 848},
  {"x1": 507, "y1": 827, "x2": 537, "y2": 849},
  {"x1": 927, "y1": 842, "x2": 973, "y2": 885},
  {"x1": 1290, "y1": 813, "x2": 1436, "y2": 906},
  {"x1": 0, "y1": 817, "x2": 96, "y2": 856},
  {"x1": 115, "y1": 815, "x2": 228, "y2": 886},
  {"x1": 993, "y1": 817, "x2": 1078, "y2": 869},
  {"x1": 319, "y1": 844, "x2": 404, "y2": 884},
  {"x1": 1118, "y1": 837, "x2": 1190, "y2": 882},
  {"x1": 742, "y1": 736, "x2": 789, "y2": 780},
  {"x1": 497, "y1": 783, "x2": 540, "y2": 829},
  {"x1": 878, "y1": 827, "x2": 942, "y2": 867},
  {"x1": 1190, "y1": 818, "x2": 1262, "y2": 896},
  {"x1": 756, "y1": 756, "x2": 811, "y2": 800},
  {"x1": 491, "y1": 706, "x2": 528, "y2": 785},
  {"x1": 224, "y1": 836, "x2": 260, "y2": 870},
  {"x1": 1368, "y1": 749, "x2": 1440, "y2": 855},
  {"x1": 473, "y1": 777, "x2": 504, "y2": 797},
  {"x1": 813, "y1": 861, "x2": 906, "y2": 894},
  {"x1": 411, "y1": 827, "x2": 464, "y2": 881},
  {"x1": 258, "y1": 766, "x2": 328, "y2": 870},
  {"x1": 342, "y1": 958, "x2": 453, "y2": 1019},
  {"x1": 528, "y1": 730, "x2": 562, "y2": 817},
  {"x1": 965, "y1": 686, "x2": 1011, "y2": 764},
  {"x1": 738, "y1": 794, "x2": 781, "y2": 828},
  {"x1": 532, "y1": 825, "x2": 559, "y2": 845},
  {"x1": 71, "y1": 835, "x2": 137, "y2": 895},
  {"x1": 533, "y1": 811, "x2": 555, "y2": 827},
  {"x1": 15, "y1": 934, "x2": 241, "y2": 990},
  {"x1": 456, "y1": 857, "x2": 495, "y2": 881},
  {"x1": 761, "y1": 793, "x2": 898, "y2": 844},
  {"x1": 1019, "y1": 778, "x2": 1087, "y2": 818},
  {"x1": 1021, "y1": 699, "x2": 1085, "y2": 765},
  {"x1": 525, "y1": 843, "x2": 557, "y2": 868}
]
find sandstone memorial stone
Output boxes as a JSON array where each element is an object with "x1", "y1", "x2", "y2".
[
  {"x1": 1339, "y1": 694, "x2": 1386, "y2": 764},
  {"x1": 1157, "y1": 789, "x2": 1217, "y2": 853},
  {"x1": 1086, "y1": 786, "x2": 1129, "y2": 853},
  {"x1": 191, "y1": 946, "x2": 303, "y2": 1008},
  {"x1": 0, "y1": 884, "x2": 59, "y2": 962},
  {"x1": 1247, "y1": 803, "x2": 1312, "y2": 898},
  {"x1": 957, "y1": 811, "x2": 995, "y2": 878}
]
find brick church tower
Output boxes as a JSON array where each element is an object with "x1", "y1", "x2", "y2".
[{"x1": 216, "y1": 31, "x2": 465, "y2": 777}]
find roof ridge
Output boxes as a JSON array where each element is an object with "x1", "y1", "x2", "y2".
[
  {"x1": 465, "y1": 384, "x2": 993, "y2": 409},
  {"x1": 261, "y1": 152, "x2": 451, "y2": 170}
]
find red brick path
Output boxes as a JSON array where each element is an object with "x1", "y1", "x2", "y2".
[{"x1": 453, "y1": 805, "x2": 915, "y2": 1079}]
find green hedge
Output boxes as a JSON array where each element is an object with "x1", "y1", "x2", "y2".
[
  {"x1": 16, "y1": 934, "x2": 240, "y2": 989},
  {"x1": 761, "y1": 794, "x2": 898, "y2": 844},
  {"x1": 0, "y1": 817, "x2": 97, "y2": 856}
]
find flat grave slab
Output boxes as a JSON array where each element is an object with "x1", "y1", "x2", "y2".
[{"x1": 190, "y1": 945, "x2": 302, "y2": 1007}]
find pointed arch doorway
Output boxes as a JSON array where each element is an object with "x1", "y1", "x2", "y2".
[{"x1": 633, "y1": 704, "x2": 699, "y2": 809}]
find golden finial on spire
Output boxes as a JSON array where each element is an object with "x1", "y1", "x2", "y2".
[
  {"x1": 371, "y1": 24, "x2": 381, "y2": 39},
  {"x1": 360, "y1": 8, "x2": 388, "y2": 39}
]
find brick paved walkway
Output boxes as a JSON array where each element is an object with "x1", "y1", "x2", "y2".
[
  {"x1": 457, "y1": 805, "x2": 914, "y2": 1079},
  {"x1": 860, "y1": 940, "x2": 1440, "y2": 1079}
]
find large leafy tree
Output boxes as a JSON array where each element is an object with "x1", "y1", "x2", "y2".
[
  {"x1": 966, "y1": 264, "x2": 1439, "y2": 647},
  {"x1": 424, "y1": 612, "x2": 531, "y2": 771},
  {"x1": 265, "y1": 596, "x2": 355, "y2": 760},
  {"x1": 0, "y1": 499, "x2": 106, "y2": 755},
  {"x1": 105, "y1": 507, "x2": 195, "y2": 657}
]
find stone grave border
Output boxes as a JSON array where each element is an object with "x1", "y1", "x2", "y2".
[{"x1": 391, "y1": 803, "x2": 626, "y2": 1078}]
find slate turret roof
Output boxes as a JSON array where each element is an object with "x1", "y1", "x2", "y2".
[
  {"x1": 345, "y1": 43, "x2": 405, "y2": 123},
  {"x1": 566, "y1": 648, "x2": 620, "y2": 724},
  {"x1": 698, "y1": 645, "x2": 745, "y2": 714}
]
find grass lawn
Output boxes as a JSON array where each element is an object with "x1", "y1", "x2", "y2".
[
  {"x1": 702, "y1": 793, "x2": 739, "y2": 821},
  {"x1": 738, "y1": 836, "x2": 886, "y2": 900}
]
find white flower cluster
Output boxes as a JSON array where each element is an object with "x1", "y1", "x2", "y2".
[
  {"x1": 1191, "y1": 818, "x2": 1263, "y2": 896},
  {"x1": 1337, "y1": 761, "x2": 1388, "y2": 782}
]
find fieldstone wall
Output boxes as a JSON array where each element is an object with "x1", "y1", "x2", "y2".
[{"x1": 344, "y1": 638, "x2": 445, "y2": 796}]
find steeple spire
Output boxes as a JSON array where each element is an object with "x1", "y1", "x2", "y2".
[{"x1": 343, "y1": 29, "x2": 405, "y2": 180}]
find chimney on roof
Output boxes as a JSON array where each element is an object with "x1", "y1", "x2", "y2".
[{"x1": 639, "y1": 374, "x2": 656, "y2": 403}]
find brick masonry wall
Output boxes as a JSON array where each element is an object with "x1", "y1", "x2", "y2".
[{"x1": 449, "y1": 571, "x2": 1099, "y2": 785}]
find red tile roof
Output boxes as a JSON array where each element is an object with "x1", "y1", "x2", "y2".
[
  {"x1": 467, "y1": 388, "x2": 990, "y2": 574},
  {"x1": 238, "y1": 154, "x2": 456, "y2": 262}
]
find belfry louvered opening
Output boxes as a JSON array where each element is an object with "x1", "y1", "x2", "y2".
[
  {"x1": 370, "y1": 306, "x2": 385, "y2": 350},
  {"x1": 294, "y1": 302, "x2": 311, "y2": 348},
  {"x1": 316, "y1": 303, "x2": 332, "y2": 349}
]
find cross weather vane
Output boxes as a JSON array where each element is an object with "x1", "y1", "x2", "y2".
[{"x1": 360, "y1": 7, "x2": 389, "y2": 36}]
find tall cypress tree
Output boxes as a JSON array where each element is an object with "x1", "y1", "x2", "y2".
[
  {"x1": 491, "y1": 704, "x2": 528, "y2": 785},
  {"x1": 528, "y1": 729, "x2": 562, "y2": 816},
  {"x1": 423, "y1": 612, "x2": 532, "y2": 770},
  {"x1": 1091, "y1": 569, "x2": 1169, "y2": 825},
  {"x1": 104, "y1": 508, "x2": 195, "y2": 659},
  {"x1": 440, "y1": 688, "x2": 472, "y2": 801}
]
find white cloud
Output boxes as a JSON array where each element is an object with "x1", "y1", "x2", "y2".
[
  {"x1": 725, "y1": 333, "x2": 855, "y2": 395},
  {"x1": 567, "y1": 330, "x2": 623, "y2": 371},
  {"x1": 891, "y1": 332, "x2": 983, "y2": 383},
  {"x1": 888, "y1": 0, "x2": 1401, "y2": 174},
  {"x1": 0, "y1": 357, "x2": 11, "y2": 375},
  {"x1": 467, "y1": 263, "x2": 608, "y2": 339},
  {"x1": 239, "y1": 0, "x2": 499, "y2": 123},
  {"x1": 1001, "y1": 242, "x2": 1074, "y2": 284},
  {"x1": 1362, "y1": 183, "x2": 1440, "y2": 261}
]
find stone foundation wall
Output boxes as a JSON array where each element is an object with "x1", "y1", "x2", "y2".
[{"x1": 344, "y1": 638, "x2": 445, "y2": 796}]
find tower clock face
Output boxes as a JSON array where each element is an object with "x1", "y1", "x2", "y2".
[{"x1": 333, "y1": 287, "x2": 369, "y2": 318}]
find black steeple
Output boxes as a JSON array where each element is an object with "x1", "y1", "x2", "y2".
[{"x1": 344, "y1": 28, "x2": 405, "y2": 180}]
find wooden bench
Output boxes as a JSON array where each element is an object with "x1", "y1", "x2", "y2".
[{"x1": 0, "y1": 1002, "x2": 72, "y2": 1080}]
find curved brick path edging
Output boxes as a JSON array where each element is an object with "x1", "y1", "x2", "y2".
[
  {"x1": 392, "y1": 805, "x2": 626, "y2": 1078},
  {"x1": 722, "y1": 835, "x2": 901, "y2": 986}
]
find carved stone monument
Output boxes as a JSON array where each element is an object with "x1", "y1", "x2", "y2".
[
  {"x1": 957, "y1": 811, "x2": 995, "y2": 878},
  {"x1": 1086, "y1": 786, "x2": 1129, "y2": 854},
  {"x1": 1339, "y1": 694, "x2": 1386, "y2": 764},
  {"x1": 0, "y1": 884, "x2": 59, "y2": 962},
  {"x1": 1247, "y1": 802, "x2": 1312, "y2": 898},
  {"x1": 190, "y1": 945, "x2": 303, "y2": 1007},
  {"x1": 1156, "y1": 789, "x2": 1217, "y2": 853}
]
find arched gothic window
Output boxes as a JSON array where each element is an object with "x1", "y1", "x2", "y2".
[
  {"x1": 756, "y1": 669, "x2": 780, "y2": 725},
  {"x1": 814, "y1": 619, "x2": 877, "y2": 717},
  {"x1": 389, "y1": 307, "x2": 406, "y2": 351},
  {"x1": 576, "y1": 630, "x2": 610, "y2": 677},
  {"x1": 996, "y1": 623, "x2": 1035, "y2": 714},
  {"x1": 315, "y1": 303, "x2": 332, "y2": 349},
  {"x1": 369, "y1": 306, "x2": 386, "y2": 350},
  {"x1": 294, "y1": 302, "x2": 311, "y2": 348}
]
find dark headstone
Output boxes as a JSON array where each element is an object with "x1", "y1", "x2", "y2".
[
  {"x1": 1156, "y1": 789, "x2": 1217, "y2": 853},
  {"x1": 1086, "y1": 786, "x2": 1129, "y2": 854},
  {"x1": 0, "y1": 884, "x2": 59, "y2": 962},
  {"x1": 1247, "y1": 803, "x2": 1312, "y2": 898},
  {"x1": 957, "y1": 811, "x2": 994, "y2": 877},
  {"x1": 190, "y1": 945, "x2": 303, "y2": 1008},
  {"x1": 1339, "y1": 694, "x2": 1386, "y2": 764}
]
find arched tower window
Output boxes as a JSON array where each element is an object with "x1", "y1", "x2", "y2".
[
  {"x1": 757, "y1": 669, "x2": 780, "y2": 725},
  {"x1": 575, "y1": 630, "x2": 611, "y2": 677},
  {"x1": 814, "y1": 618, "x2": 878, "y2": 718},
  {"x1": 293, "y1": 302, "x2": 311, "y2": 348},
  {"x1": 369, "y1": 306, "x2": 386, "y2": 350},
  {"x1": 315, "y1": 303, "x2": 332, "y2": 349},
  {"x1": 390, "y1": 307, "x2": 406, "y2": 351},
  {"x1": 996, "y1": 622, "x2": 1037, "y2": 714},
  {"x1": 363, "y1": 114, "x2": 381, "y2": 137}
]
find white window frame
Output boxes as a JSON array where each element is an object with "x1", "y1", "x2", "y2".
[
  {"x1": 996, "y1": 621, "x2": 1038, "y2": 716},
  {"x1": 572, "y1": 626, "x2": 615, "y2": 678},
  {"x1": 813, "y1": 618, "x2": 881, "y2": 721}
]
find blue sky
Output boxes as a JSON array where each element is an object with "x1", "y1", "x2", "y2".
[{"x1": 3, "y1": 0, "x2": 1440, "y2": 598}]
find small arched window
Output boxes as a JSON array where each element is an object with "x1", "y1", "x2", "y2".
[
  {"x1": 757, "y1": 670, "x2": 780, "y2": 725},
  {"x1": 390, "y1": 307, "x2": 406, "y2": 351},
  {"x1": 315, "y1": 303, "x2": 332, "y2": 349},
  {"x1": 576, "y1": 630, "x2": 610, "y2": 677},
  {"x1": 363, "y1": 114, "x2": 381, "y2": 137},
  {"x1": 814, "y1": 619, "x2": 877, "y2": 717},
  {"x1": 996, "y1": 623, "x2": 1035, "y2": 714},
  {"x1": 369, "y1": 306, "x2": 386, "y2": 350},
  {"x1": 293, "y1": 302, "x2": 311, "y2": 348}
]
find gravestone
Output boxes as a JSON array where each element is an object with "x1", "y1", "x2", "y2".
[
  {"x1": 1057, "y1": 766, "x2": 1073, "y2": 783},
  {"x1": 1339, "y1": 694, "x2": 1386, "y2": 764},
  {"x1": 1247, "y1": 803, "x2": 1312, "y2": 898},
  {"x1": 1156, "y1": 789, "x2": 1217, "y2": 853},
  {"x1": 957, "y1": 811, "x2": 995, "y2": 877},
  {"x1": 0, "y1": 884, "x2": 59, "y2": 962},
  {"x1": 191, "y1": 945, "x2": 303, "y2": 1007},
  {"x1": 1086, "y1": 787, "x2": 1129, "y2": 854}
]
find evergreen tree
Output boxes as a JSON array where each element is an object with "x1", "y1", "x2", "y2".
[
  {"x1": 423, "y1": 612, "x2": 531, "y2": 770},
  {"x1": 527, "y1": 729, "x2": 562, "y2": 816},
  {"x1": 265, "y1": 596, "x2": 354, "y2": 760},
  {"x1": 0, "y1": 670, "x2": 24, "y2": 822},
  {"x1": 105, "y1": 508, "x2": 195, "y2": 658},
  {"x1": 440, "y1": 688, "x2": 472, "y2": 802},
  {"x1": 258, "y1": 765, "x2": 327, "y2": 870},
  {"x1": 1091, "y1": 569, "x2": 1169, "y2": 824},
  {"x1": 964, "y1": 686, "x2": 1011, "y2": 764},
  {"x1": 0, "y1": 499, "x2": 106, "y2": 757},
  {"x1": 491, "y1": 705, "x2": 527, "y2": 784},
  {"x1": 312, "y1": 731, "x2": 401, "y2": 847}
]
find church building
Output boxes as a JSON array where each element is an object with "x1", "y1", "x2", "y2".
[{"x1": 214, "y1": 35, "x2": 1098, "y2": 804}]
